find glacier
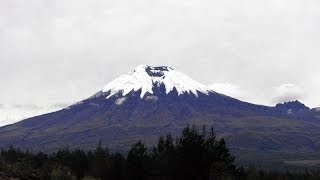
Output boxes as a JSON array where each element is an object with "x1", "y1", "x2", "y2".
[{"x1": 102, "y1": 65, "x2": 213, "y2": 99}]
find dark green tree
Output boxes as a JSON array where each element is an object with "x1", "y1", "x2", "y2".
[
  {"x1": 89, "y1": 141, "x2": 110, "y2": 179},
  {"x1": 109, "y1": 153, "x2": 125, "y2": 180},
  {"x1": 175, "y1": 125, "x2": 207, "y2": 180},
  {"x1": 70, "y1": 149, "x2": 88, "y2": 179},
  {"x1": 151, "y1": 134, "x2": 176, "y2": 179},
  {"x1": 126, "y1": 141, "x2": 149, "y2": 180}
]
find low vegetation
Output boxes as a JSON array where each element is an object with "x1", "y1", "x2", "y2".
[{"x1": 0, "y1": 125, "x2": 319, "y2": 180}]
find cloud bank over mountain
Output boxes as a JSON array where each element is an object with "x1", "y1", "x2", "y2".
[
  {"x1": 0, "y1": 104, "x2": 68, "y2": 127},
  {"x1": 0, "y1": 0, "x2": 319, "y2": 108}
]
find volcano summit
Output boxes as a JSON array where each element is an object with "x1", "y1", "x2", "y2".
[{"x1": 101, "y1": 65, "x2": 212, "y2": 99}]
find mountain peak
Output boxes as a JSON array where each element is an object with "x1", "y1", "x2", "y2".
[
  {"x1": 102, "y1": 65, "x2": 213, "y2": 99},
  {"x1": 145, "y1": 65, "x2": 173, "y2": 77},
  {"x1": 275, "y1": 100, "x2": 310, "y2": 111},
  {"x1": 133, "y1": 65, "x2": 174, "y2": 77}
]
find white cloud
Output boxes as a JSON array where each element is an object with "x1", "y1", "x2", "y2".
[
  {"x1": 208, "y1": 83, "x2": 256, "y2": 103},
  {"x1": 0, "y1": 104, "x2": 69, "y2": 127},
  {"x1": 209, "y1": 83, "x2": 310, "y2": 107},
  {"x1": 209, "y1": 83, "x2": 241, "y2": 97},
  {"x1": 272, "y1": 83, "x2": 305, "y2": 104},
  {"x1": 0, "y1": 0, "x2": 320, "y2": 108}
]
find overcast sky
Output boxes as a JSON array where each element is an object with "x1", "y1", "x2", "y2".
[{"x1": 0, "y1": 0, "x2": 320, "y2": 108}]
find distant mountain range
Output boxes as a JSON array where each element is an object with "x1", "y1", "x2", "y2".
[{"x1": 0, "y1": 65, "x2": 319, "y2": 167}]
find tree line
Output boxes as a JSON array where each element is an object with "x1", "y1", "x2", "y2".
[{"x1": 0, "y1": 125, "x2": 320, "y2": 180}]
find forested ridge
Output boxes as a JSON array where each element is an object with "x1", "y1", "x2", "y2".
[{"x1": 0, "y1": 125, "x2": 320, "y2": 180}]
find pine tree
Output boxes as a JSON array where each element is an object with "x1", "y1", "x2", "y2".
[
  {"x1": 126, "y1": 141, "x2": 148, "y2": 180},
  {"x1": 90, "y1": 141, "x2": 110, "y2": 179}
]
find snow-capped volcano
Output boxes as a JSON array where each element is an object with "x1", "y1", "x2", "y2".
[
  {"x1": 1, "y1": 64, "x2": 320, "y2": 158},
  {"x1": 102, "y1": 65, "x2": 213, "y2": 99}
]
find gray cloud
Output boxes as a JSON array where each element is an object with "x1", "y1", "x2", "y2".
[{"x1": 0, "y1": 0, "x2": 320, "y2": 108}]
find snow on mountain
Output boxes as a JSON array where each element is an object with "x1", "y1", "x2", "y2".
[
  {"x1": 0, "y1": 104, "x2": 68, "y2": 127},
  {"x1": 102, "y1": 65, "x2": 213, "y2": 99}
]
